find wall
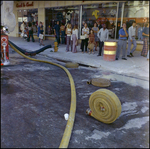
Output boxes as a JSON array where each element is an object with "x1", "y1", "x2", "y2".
[{"x1": 9, "y1": 2, "x2": 18, "y2": 37}]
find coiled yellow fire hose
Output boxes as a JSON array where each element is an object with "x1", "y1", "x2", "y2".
[
  {"x1": 86, "y1": 89, "x2": 122, "y2": 124},
  {"x1": 9, "y1": 42, "x2": 76, "y2": 148}
]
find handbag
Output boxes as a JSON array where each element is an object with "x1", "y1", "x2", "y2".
[
  {"x1": 39, "y1": 34, "x2": 44, "y2": 39},
  {"x1": 88, "y1": 43, "x2": 94, "y2": 49},
  {"x1": 80, "y1": 35, "x2": 85, "y2": 39},
  {"x1": 80, "y1": 34, "x2": 89, "y2": 39}
]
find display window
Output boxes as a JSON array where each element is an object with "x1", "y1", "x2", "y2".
[
  {"x1": 17, "y1": 9, "x2": 38, "y2": 33},
  {"x1": 45, "y1": 6, "x2": 79, "y2": 35},
  {"x1": 82, "y1": 2, "x2": 117, "y2": 39},
  {"x1": 123, "y1": 1, "x2": 149, "y2": 41}
]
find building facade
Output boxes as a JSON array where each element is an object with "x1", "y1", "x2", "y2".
[{"x1": 9, "y1": 1, "x2": 149, "y2": 43}]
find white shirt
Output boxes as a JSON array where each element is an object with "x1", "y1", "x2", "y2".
[
  {"x1": 72, "y1": 29, "x2": 78, "y2": 39},
  {"x1": 128, "y1": 26, "x2": 136, "y2": 40},
  {"x1": 82, "y1": 27, "x2": 89, "y2": 35},
  {"x1": 97, "y1": 28, "x2": 109, "y2": 42},
  {"x1": 66, "y1": 28, "x2": 71, "y2": 36}
]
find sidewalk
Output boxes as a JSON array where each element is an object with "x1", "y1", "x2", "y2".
[{"x1": 9, "y1": 36, "x2": 149, "y2": 80}]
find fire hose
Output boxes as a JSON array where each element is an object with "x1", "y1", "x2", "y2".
[
  {"x1": 8, "y1": 40, "x2": 52, "y2": 56},
  {"x1": 86, "y1": 89, "x2": 122, "y2": 124},
  {"x1": 8, "y1": 41, "x2": 76, "y2": 148},
  {"x1": 8, "y1": 41, "x2": 122, "y2": 147}
]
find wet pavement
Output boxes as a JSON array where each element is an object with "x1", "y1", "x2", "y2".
[{"x1": 1, "y1": 46, "x2": 149, "y2": 148}]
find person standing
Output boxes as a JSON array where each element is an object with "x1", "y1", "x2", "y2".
[
  {"x1": 66, "y1": 23, "x2": 72, "y2": 52},
  {"x1": 54, "y1": 21, "x2": 60, "y2": 44},
  {"x1": 137, "y1": 24, "x2": 143, "y2": 40},
  {"x1": 37, "y1": 22, "x2": 42, "y2": 43},
  {"x1": 88, "y1": 29, "x2": 95, "y2": 54},
  {"x1": 127, "y1": 21, "x2": 137, "y2": 57},
  {"x1": 60, "y1": 23, "x2": 65, "y2": 44},
  {"x1": 20, "y1": 21, "x2": 26, "y2": 38},
  {"x1": 81, "y1": 23, "x2": 89, "y2": 53},
  {"x1": 92, "y1": 23, "x2": 99, "y2": 51},
  {"x1": 97, "y1": 21, "x2": 102, "y2": 30},
  {"x1": 97, "y1": 23, "x2": 109, "y2": 56},
  {"x1": 116, "y1": 23, "x2": 128, "y2": 60},
  {"x1": 141, "y1": 22, "x2": 149, "y2": 57},
  {"x1": 72, "y1": 25, "x2": 78, "y2": 53},
  {"x1": 97, "y1": 20, "x2": 102, "y2": 48},
  {"x1": 80, "y1": 21, "x2": 85, "y2": 50},
  {"x1": 27, "y1": 21, "x2": 35, "y2": 42},
  {"x1": 38, "y1": 22, "x2": 44, "y2": 46}
]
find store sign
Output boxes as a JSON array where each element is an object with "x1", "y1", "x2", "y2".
[{"x1": 16, "y1": 2, "x2": 34, "y2": 7}]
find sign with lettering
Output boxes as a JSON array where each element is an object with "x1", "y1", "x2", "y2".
[{"x1": 16, "y1": 2, "x2": 34, "y2": 7}]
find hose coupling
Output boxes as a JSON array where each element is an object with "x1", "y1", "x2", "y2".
[
  {"x1": 86, "y1": 108, "x2": 92, "y2": 116},
  {"x1": 87, "y1": 80, "x2": 92, "y2": 85}
]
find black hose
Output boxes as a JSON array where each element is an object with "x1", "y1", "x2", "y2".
[{"x1": 8, "y1": 40, "x2": 52, "y2": 56}]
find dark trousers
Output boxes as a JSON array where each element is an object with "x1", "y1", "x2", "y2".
[
  {"x1": 61, "y1": 31, "x2": 65, "y2": 44},
  {"x1": 81, "y1": 38, "x2": 88, "y2": 52},
  {"x1": 56, "y1": 33, "x2": 60, "y2": 44},
  {"x1": 98, "y1": 41, "x2": 104, "y2": 55},
  {"x1": 27, "y1": 30, "x2": 35, "y2": 42}
]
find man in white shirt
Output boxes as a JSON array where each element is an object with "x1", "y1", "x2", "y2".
[
  {"x1": 97, "y1": 23, "x2": 109, "y2": 56},
  {"x1": 127, "y1": 21, "x2": 137, "y2": 57}
]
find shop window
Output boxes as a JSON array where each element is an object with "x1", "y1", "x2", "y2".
[
  {"x1": 17, "y1": 9, "x2": 38, "y2": 33},
  {"x1": 123, "y1": 1, "x2": 149, "y2": 41},
  {"x1": 82, "y1": 2, "x2": 117, "y2": 39},
  {"x1": 45, "y1": 6, "x2": 79, "y2": 35}
]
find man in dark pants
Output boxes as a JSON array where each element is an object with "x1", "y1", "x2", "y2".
[
  {"x1": 97, "y1": 21, "x2": 102, "y2": 30},
  {"x1": 54, "y1": 21, "x2": 60, "y2": 44},
  {"x1": 27, "y1": 22, "x2": 35, "y2": 42},
  {"x1": 116, "y1": 22, "x2": 128, "y2": 60},
  {"x1": 97, "y1": 21, "x2": 102, "y2": 48},
  {"x1": 80, "y1": 21, "x2": 85, "y2": 50},
  {"x1": 97, "y1": 24, "x2": 109, "y2": 56},
  {"x1": 81, "y1": 23, "x2": 89, "y2": 53}
]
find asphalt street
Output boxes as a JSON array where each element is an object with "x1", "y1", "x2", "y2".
[{"x1": 1, "y1": 46, "x2": 149, "y2": 148}]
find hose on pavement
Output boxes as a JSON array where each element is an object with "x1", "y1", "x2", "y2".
[
  {"x1": 86, "y1": 89, "x2": 122, "y2": 124},
  {"x1": 9, "y1": 40, "x2": 52, "y2": 56},
  {"x1": 87, "y1": 78, "x2": 111, "y2": 87},
  {"x1": 8, "y1": 41, "x2": 76, "y2": 148}
]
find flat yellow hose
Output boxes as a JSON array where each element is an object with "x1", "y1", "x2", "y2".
[
  {"x1": 87, "y1": 78, "x2": 111, "y2": 87},
  {"x1": 9, "y1": 42, "x2": 76, "y2": 148},
  {"x1": 89, "y1": 89, "x2": 121, "y2": 124}
]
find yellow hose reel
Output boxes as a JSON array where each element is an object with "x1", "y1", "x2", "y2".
[{"x1": 86, "y1": 89, "x2": 122, "y2": 124}]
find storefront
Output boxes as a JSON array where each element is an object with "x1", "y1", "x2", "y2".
[
  {"x1": 10, "y1": 1, "x2": 149, "y2": 43},
  {"x1": 45, "y1": 6, "x2": 80, "y2": 35},
  {"x1": 17, "y1": 9, "x2": 38, "y2": 33}
]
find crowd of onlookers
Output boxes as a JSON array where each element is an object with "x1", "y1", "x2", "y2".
[{"x1": 20, "y1": 20, "x2": 149, "y2": 60}]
